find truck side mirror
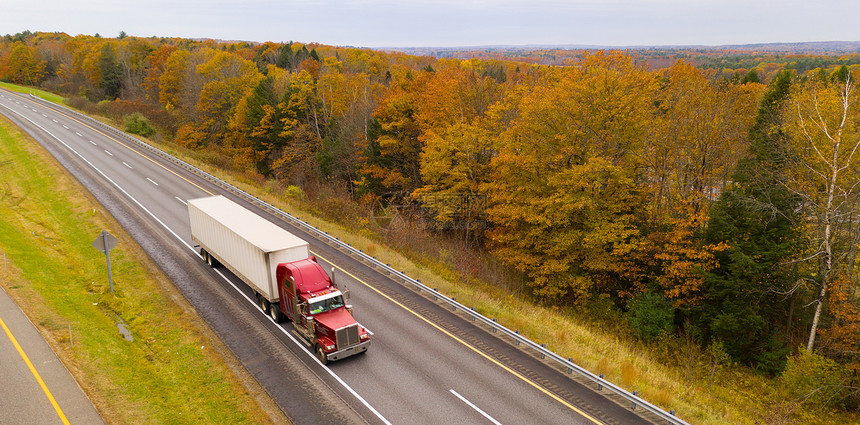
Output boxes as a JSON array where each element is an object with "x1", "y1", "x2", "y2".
[
  {"x1": 331, "y1": 267, "x2": 337, "y2": 288},
  {"x1": 343, "y1": 289, "x2": 350, "y2": 301}
]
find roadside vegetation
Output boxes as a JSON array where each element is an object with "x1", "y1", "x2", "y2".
[{"x1": 0, "y1": 115, "x2": 282, "y2": 424}]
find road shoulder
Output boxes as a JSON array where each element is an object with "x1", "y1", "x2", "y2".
[{"x1": 0, "y1": 284, "x2": 105, "y2": 425}]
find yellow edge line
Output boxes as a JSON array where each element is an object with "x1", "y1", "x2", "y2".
[
  {"x1": 313, "y1": 252, "x2": 603, "y2": 425},
  {"x1": 7, "y1": 90, "x2": 213, "y2": 196},
  {"x1": 0, "y1": 315, "x2": 71, "y2": 425}
]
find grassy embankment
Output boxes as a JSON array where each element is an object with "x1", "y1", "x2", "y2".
[
  {"x1": 0, "y1": 89, "x2": 283, "y2": 423},
  {"x1": 3, "y1": 81, "x2": 855, "y2": 424}
]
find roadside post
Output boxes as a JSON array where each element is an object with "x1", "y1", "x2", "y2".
[{"x1": 91, "y1": 230, "x2": 119, "y2": 292}]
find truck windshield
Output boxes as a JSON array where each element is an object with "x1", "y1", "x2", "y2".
[{"x1": 309, "y1": 295, "x2": 344, "y2": 315}]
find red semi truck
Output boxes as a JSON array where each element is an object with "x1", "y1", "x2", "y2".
[{"x1": 188, "y1": 195, "x2": 370, "y2": 364}]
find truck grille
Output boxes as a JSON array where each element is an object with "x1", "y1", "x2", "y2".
[{"x1": 336, "y1": 324, "x2": 360, "y2": 348}]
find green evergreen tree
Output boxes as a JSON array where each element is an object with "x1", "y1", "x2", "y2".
[
  {"x1": 99, "y1": 43, "x2": 123, "y2": 99},
  {"x1": 699, "y1": 70, "x2": 803, "y2": 373},
  {"x1": 243, "y1": 77, "x2": 282, "y2": 175},
  {"x1": 276, "y1": 43, "x2": 294, "y2": 70},
  {"x1": 741, "y1": 69, "x2": 761, "y2": 84}
]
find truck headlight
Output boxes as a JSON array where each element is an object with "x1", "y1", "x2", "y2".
[
  {"x1": 326, "y1": 344, "x2": 335, "y2": 351},
  {"x1": 360, "y1": 333, "x2": 369, "y2": 340}
]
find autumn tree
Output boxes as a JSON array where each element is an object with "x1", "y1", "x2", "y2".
[
  {"x1": 7, "y1": 41, "x2": 46, "y2": 85},
  {"x1": 482, "y1": 52, "x2": 654, "y2": 300},
  {"x1": 782, "y1": 69, "x2": 860, "y2": 352},
  {"x1": 644, "y1": 61, "x2": 762, "y2": 304},
  {"x1": 356, "y1": 68, "x2": 429, "y2": 201},
  {"x1": 115, "y1": 37, "x2": 155, "y2": 100},
  {"x1": 143, "y1": 44, "x2": 177, "y2": 103},
  {"x1": 413, "y1": 60, "x2": 506, "y2": 240}
]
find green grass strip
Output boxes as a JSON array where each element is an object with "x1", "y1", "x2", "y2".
[
  {"x1": 0, "y1": 82, "x2": 66, "y2": 104},
  {"x1": 0, "y1": 115, "x2": 273, "y2": 423}
]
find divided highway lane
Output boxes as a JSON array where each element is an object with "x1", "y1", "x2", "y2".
[{"x1": 0, "y1": 89, "x2": 653, "y2": 425}]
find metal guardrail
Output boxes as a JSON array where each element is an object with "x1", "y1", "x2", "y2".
[{"x1": 28, "y1": 93, "x2": 689, "y2": 425}]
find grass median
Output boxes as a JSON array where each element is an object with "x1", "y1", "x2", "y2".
[{"x1": 0, "y1": 114, "x2": 283, "y2": 423}]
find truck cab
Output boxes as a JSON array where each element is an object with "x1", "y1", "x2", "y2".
[{"x1": 275, "y1": 257, "x2": 370, "y2": 364}]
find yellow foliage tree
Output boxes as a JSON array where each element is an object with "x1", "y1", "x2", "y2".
[{"x1": 483, "y1": 51, "x2": 654, "y2": 299}]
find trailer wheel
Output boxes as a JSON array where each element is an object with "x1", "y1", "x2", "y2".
[
  {"x1": 315, "y1": 345, "x2": 328, "y2": 365},
  {"x1": 269, "y1": 303, "x2": 283, "y2": 323},
  {"x1": 203, "y1": 250, "x2": 218, "y2": 267},
  {"x1": 259, "y1": 295, "x2": 269, "y2": 314}
]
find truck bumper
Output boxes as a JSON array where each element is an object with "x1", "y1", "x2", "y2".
[{"x1": 327, "y1": 340, "x2": 371, "y2": 362}]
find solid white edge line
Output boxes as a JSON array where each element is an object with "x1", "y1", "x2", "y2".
[
  {"x1": 0, "y1": 99, "x2": 393, "y2": 425},
  {"x1": 450, "y1": 389, "x2": 503, "y2": 425}
]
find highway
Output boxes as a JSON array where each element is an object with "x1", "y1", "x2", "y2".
[{"x1": 0, "y1": 88, "x2": 653, "y2": 425}]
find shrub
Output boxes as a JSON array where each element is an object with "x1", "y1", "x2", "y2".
[
  {"x1": 628, "y1": 291, "x2": 675, "y2": 341},
  {"x1": 284, "y1": 185, "x2": 304, "y2": 200},
  {"x1": 780, "y1": 349, "x2": 846, "y2": 408},
  {"x1": 123, "y1": 112, "x2": 155, "y2": 137}
]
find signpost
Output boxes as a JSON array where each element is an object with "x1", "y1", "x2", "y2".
[{"x1": 92, "y1": 230, "x2": 119, "y2": 292}]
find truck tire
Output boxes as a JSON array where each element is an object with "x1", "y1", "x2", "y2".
[
  {"x1": 315, "y1": 345, "x2": 328, "y2": 365},
  {"x1": 258, "y1": 295, "x2": 269, "y2": 314},
  {"x1": 269, "y1": 303, "x2": 283, "y2": 323},
  {"x1": 202, "y1": 250, "x2": 219, "y2": 267}
]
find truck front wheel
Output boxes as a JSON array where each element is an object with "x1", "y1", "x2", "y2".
[{"x1": 315, "y1": 345, "x2": 328, "y2": 365}]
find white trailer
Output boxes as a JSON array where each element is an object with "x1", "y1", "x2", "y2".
[{"x1": 188, "y1": 195, "x2": 309, "y2": 302}]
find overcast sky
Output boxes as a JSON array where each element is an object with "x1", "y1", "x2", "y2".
[{"x1": 2, "y1": 0, "x2": 858, "y2": 48}]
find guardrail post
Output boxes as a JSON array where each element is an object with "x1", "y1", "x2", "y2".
[{"x1": 598, "y1": 374, "x2": 603, "y2": 390}]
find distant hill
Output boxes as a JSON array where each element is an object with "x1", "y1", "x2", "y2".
[{"x1": 387, "y1": 41, "x2": 860, "y2": 60}]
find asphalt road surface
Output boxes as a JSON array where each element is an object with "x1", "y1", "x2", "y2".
[
  {"x1": 0, "y1": 284, "x2": 105, "y2": 425},
  {"x1": 0, "y1": 88, "x2": 657, "y2": 425}
]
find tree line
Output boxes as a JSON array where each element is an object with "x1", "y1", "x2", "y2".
[{"x1": 2, "y1": 32, "x2": 858, "y2": 401}]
